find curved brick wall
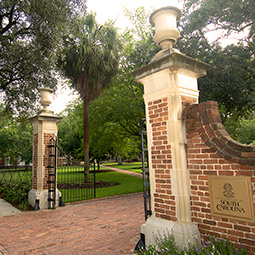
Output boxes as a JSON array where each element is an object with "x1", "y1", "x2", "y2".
[
  {"x1": 184, "y1": 101, "x2": 255, "y2": 255},
  {"x1": 185, "y1": 101, "x2": 255, "y2": 165}
]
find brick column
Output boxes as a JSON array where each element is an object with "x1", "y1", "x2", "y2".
[
  {"x1": 28, "y1": 88, "x2": 62, "y2": 209},
  {"x1": 132, "y1": 7, "x2": 210, "y2": 246},
  {"x1": 133, "y1": 52, "x2": 209, "y2": 246}
]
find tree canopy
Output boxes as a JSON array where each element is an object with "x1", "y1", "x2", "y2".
[
  {"x1": 0, "y1": 104, "x2": 32, "y2": 164},
  {"x1": 176, "y1": 0, "x2": 255, "y2": 120},
  {"x1": 0, "y1": 0, "x2": 85, "y2": 115}
]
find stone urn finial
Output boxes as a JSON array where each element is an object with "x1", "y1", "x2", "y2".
[
  {"x1": 150, "y1": 6, "x2": 182, "y2": 50},
  {"x1": 39, "y1": 88, "x2": 53, "y2": 112}
]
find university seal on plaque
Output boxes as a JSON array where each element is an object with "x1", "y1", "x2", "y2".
[{"x1": 208, "y1": 176, "x2": 254, "y2": 222}]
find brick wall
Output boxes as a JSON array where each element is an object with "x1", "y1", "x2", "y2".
[
  {"x1": 32, "y1": 133, "x2": 55, "y2": 190},
  {"x1": 184, "y1": 101, "x2": 255, "y2": 254},
  {"x1": 148, "y1": 97, "x2": 177, "y2": 221}
]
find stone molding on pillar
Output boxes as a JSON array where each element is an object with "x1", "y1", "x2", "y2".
[{"x1": 132, "y1": 7, "x2": 210, "y2": 248}]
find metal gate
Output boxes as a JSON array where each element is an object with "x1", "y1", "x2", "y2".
[
  {"x1": 140, "y1": 118, "x2": 152, "y2": 220},
  {"x1": 47, "y1": 137, "x2": 58, "y2": 209},
  {"x1": 57, "y1": 164, "x2": 96, "y2": 203},
  {"x1": 47, "y1": 137, "x2": 96, "y2": 205}
]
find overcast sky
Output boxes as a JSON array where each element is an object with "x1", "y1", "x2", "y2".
[
  {"x1": 50, "y1": 0, "x2": 183, "y2": 113},
  {"x1": 86, "y1": 0, "x2": 183, "y2": 27}
]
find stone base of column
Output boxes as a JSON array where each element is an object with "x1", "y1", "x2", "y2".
[
  {"x1": 141, "y1": 217, "x2": 201, "y2": 248},
  {"x1": 28, "y1": 189, "x2": 62, "y2": 210}
]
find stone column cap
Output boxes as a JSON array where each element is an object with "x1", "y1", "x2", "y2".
[
  {"x1": 132, "y1": 49, "x2": 211, "y2": 81},
  {"x1": 29, "y1": 112, "x2": 62, "y2": 123}
]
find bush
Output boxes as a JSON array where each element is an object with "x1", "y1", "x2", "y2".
[
  {"x1": 138, "y1": 233, "x2": 247, "y2": 255},
  {"x1": 0, "y1": 182, "x2": 31, "y2": 210}
]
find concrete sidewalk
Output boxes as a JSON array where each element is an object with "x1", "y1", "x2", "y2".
[
  {"x1": 0, "y1": 193, "x2": 144, "y2": 255},
  {"x1": 0, "y1": 198, "x2": 21, "y2": 217}
]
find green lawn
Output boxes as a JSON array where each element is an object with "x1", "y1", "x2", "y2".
[
  {"x1": 95, "y1": 171, "x2": 143, "y2": 198},
  {"x1": 103, "y1": 162, "x2": 143, "y2": 174},
  {"x1": 56, "y1": 165, "x2": 143, "y2": 202},
  {"x1": 0, "y1": 164, "x2": 144, "y2": 204}
]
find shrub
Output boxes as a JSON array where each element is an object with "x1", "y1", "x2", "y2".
[
  {"x1": 138, "y1": 233, "x2": 247, "y2": 255},
  {"x1": 0, "y1": 182, "x2": 31, "y2": 210}
]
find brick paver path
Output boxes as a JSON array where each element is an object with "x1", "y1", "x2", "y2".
[{"x1": 0, "y1": 193, "x2": 144, "y2": 255}]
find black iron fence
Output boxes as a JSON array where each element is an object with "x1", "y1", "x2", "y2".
[
  {"x1": 0, "y1": 164, "x2": 96, "y2": 204},
  {"x1": 57, "y1": 164, "x2": 96, "y2": 203},
  {"x1": 0, "y1": 165, "x2": 32, "y2": 186}
]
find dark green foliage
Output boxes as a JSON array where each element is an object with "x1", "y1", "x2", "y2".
[
  {"x1": 57, "y1": 12, "x2": 121, "y2": 102},
  {"x1": 0, "y1": 182, "x2": 31, "y2": 210},
  {"x1": 197, "y1": 44, "x2": 255, "y2": 119},
  {"x1": 0, "y1": 104, "x2": 33, "y2": 164},
  {"x1": 233, "y1": 117, "x2": 255, "y2": 145},
  {"x1": 58, "y1": 99, "x2": 84, "y2": 161},
  {"x1": 176, "y1": 0, "x2": 255, "y2": 119},
  {"x1": 0, "y1": 0, "x2": 84, "y2": 115}
]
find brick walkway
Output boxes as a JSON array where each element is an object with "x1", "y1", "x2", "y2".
[{"x1": 0, "y1": 193, "x2": 144, "y2": 255}]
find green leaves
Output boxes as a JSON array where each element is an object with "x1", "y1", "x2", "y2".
[
  {"x1": 0, "y1": 105, "x2": 33, "y2": 164},
  {"x1": 57, "y1": 12, "x2": 121, "y2": 102},
  {"x1": 177, "y1": 0, "x2": 255, "y2": 119},
  {"x1": 58, "y1": 99, "x2": 84, "y2": 160},
  {"x1": 0, "y1": 0, "x2": 84, "y2": 115}
]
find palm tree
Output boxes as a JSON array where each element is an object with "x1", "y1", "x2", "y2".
[{"x1": 58, "y1": 12, "x2": 121, "y2": 181}]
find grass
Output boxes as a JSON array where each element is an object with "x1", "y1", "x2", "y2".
[
  {"x1": 57, "y1": 165, "x2": 143, "y2": 202},
  {"x1": 95, "y1": 171, "x2": 143, "y2": 198},
  {"x1": 103, "y1": 162, "x2": 143, "y2": 174}
]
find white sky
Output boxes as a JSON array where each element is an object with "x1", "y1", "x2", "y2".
[{"x1": 50, "y1": 0, "x2": 183, "y2": 113}]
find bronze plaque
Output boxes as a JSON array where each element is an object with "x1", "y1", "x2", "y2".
[{"x1": 208, "y1": 176, "x2": 254, "y2": 222}]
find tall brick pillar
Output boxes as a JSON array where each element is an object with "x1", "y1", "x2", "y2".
[
  {"x1": 28, "y1": 88, "x2": 62, "y2": 209},
  {"x1": 132, "y1": 6, "x2": 210, "y2": 247}
]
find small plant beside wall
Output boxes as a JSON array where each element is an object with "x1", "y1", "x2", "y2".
[
  {"x1": 138, "y1": 234, "x2": 247, "y2": 255},
  {"x1": 0, "y1": 182, "x2": 31, "y2": 211}
]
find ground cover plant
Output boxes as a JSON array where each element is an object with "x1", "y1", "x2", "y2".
[
  {"x1": 0, "y1": 167, "x2": 32, "y2": 210},
  {"x1": 138, "y1": 233, "x2": 247, "y2": 255},
  {"x1": 0, "y1": 182, "x2": 31, "y2": 210}
]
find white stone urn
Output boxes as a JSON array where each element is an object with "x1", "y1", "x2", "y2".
[
  {"x1": 39, "y1": 88, "x2": 53, "y2": 112},
  {"x1": 150, "y1": 6, "x2": 181, "y2": 50}
]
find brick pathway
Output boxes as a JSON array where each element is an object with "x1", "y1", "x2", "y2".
[{"x1": 0, "y1": 193, "x2": 144, "y2": 255}]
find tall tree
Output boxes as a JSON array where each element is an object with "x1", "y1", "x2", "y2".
[
  {"x1": 176, "y1": 0, "x2": 255, "y2": 120},
  {"x1": 181, "y1": 0, "x2": 255, "y2": 47},
  {"x1": 0, "y1": 104, "x2": 33, "y2": 164},
  {"x1": 58, "y1": 99, "x2": 84, "y2": 163},
  {"x1": 0, "y1": 0, "x2": 85, "y2": 115},
  {"x1": 88, "y1": 7, "x2": 159, "y2": 164},
  {"x1": 58, "y1": 12, "x2": 121, "y2": 180}
]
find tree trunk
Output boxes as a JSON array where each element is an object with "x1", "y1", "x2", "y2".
[
  {"x1": 84, "y1": 99, "x2": 90, "y2": 182},
  {"x1": 97, "y1": 159, "x2": 100, "y2": 171},
  {"x1": 117, "y1": 157, "x2": 122, "y2": 165}
]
